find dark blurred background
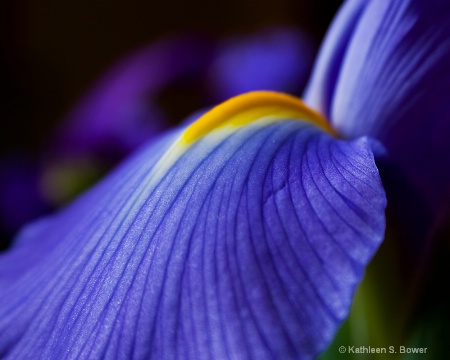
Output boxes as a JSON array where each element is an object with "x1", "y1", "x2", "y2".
[{"x1": 0, "y1": 0, "x2": 342, "y2": 155}]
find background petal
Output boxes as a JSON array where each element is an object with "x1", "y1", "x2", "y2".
[
  {"x1": 207, "y1": 27, "x2": 315, "y2": 102},
  {"x1": 52, "y1": 36, "x2": 210, "y2": 160},
  {"x1": 0, "y1": 101, "x2": 386, "y2": 359},
  {"x1": 305, "y1": 0, "x2": 450, "y2": 214},
  {"x1": 0, "y1": 157, "x2": 49, "y2": 240}
]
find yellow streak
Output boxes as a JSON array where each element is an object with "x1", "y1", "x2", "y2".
[{"x1": 182, "y1": 91, "x2": 335, "y2": 144}]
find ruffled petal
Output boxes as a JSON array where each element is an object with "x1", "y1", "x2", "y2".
[
  {"x1": 305, "y1": 0, "x2": 450, "y2": 212},
  {"x1": 0, "y1": 92, "x2": 386, "y2": 359}
]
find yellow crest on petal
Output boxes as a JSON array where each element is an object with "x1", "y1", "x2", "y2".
[
  {"x1": 151, "y1": 91, "x2": 335, "y2": 181},
  {"x1": 182, "y1": 91, "x2": 335, "y2": 144}
]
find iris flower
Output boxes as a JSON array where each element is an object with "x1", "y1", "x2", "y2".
[{"x1": 0, "y1": 1, "x2": 449, "y2": 359}]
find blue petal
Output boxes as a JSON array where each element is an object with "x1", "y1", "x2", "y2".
[
  {"x1": 208, "y1": 27, "x2": 315, "y2": 101},
  {"x1": 304, "y1": 0, "x2": 366, "y2": 119},
  {"x1": 0, "y1": 94, "x2": 386, "y2": 359},
  {"x1": 305, "y1": 0, "x2": 450, "y2": 213},
  {"x1": 0, "y1": 157, "x2": 49, "y2": 238}
]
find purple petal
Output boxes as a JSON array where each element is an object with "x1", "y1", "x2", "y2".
[
  {"x1": 208, "y1": 27, "x2": 315, "y2": 102},
  {"x1": 304, "y1": 0, "x2": 366, "y2": 118},
  {"x1": 0, "y1": 156, "x2": 50, "y2": 240},
  {"x1": 306, "y1": 0, "x2": 450, "y2": 213},
  {"x1": 0, "y1": 94, "x2": 386, "y2": 359},
  {"x1": 52, "y1": 36, "x2": 210, "y2": 160}
]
